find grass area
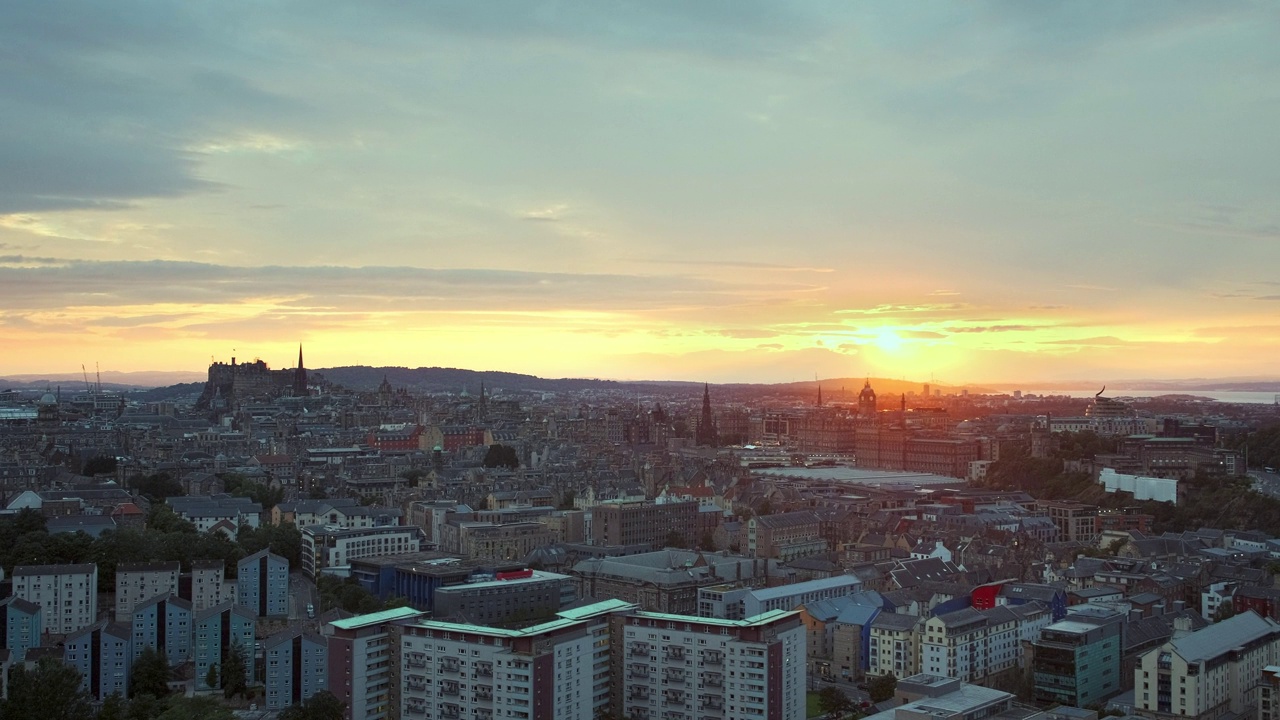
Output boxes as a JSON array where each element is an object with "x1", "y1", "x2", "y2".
[{"x1": 807, "y1": 691, "x2": 823, "y2": 718}]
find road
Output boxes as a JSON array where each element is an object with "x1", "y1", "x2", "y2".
[
  {"x1": 1250, "y1": 468, "x2": 1280, "y2": 499},
  {"x1": 808, "y1": 675, "x2": 873, "y2": 707},
  {"x1": 289, "y1": 571, "x2": 318, "y2": 622}
]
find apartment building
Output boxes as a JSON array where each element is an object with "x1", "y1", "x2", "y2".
[
  {"x1": 1135, "y1": 611, "x2": 1280, "y2": 720},
  {"x1": 0, "y1": 596, "x2": 42, "y2": 661},
  {"x1": 590, "y1": 499, "x2": 698, "y2": 549},
  {"x1": 869, "y1": 613, "x2": 922, "y2": 678},
  {"x1": 237, "y1": 550, "x2": 290, "y2": 618},
  {"x1": 188, "y1": 560, "x2": 233, "y2": 612},
  {"x1": 1043, "y1": 501, "x2": 1101, "y2": 544},
  {"x1": 746, "y1": 511, "x2": 827, "y2": 561},
  {"x1": 194, "y1": 601, "x2": 256, "y2": 691},
  {"x1": 64, "y1": 620, "x2": 132, "y2": 700},
  {"x1": 167, "y1": 495, "x2": 263, "y2": 532},
  {"x1": 325, "y1": 607, "x2": 428, "y2": 720},
  {"x1": 262, "y1": 626, "x2": 328, "y2": 710},
  {"x1": 456, "y1": 521, "x2": 556, "y2": 561},
  {"x1": 302, "y1": 525, "x2": 425, "y2": 579},
  {"x1": 1260, "y1": 666, "x2": 1280, "y2": 720},
  {"x1": 12, "y1": 563, "x2": 98, "y2": 635},
  {"x1": 618, "y1": 607, "x2": 807, "y2": 720},
  {"x1": 115, "y1": 560, "x2": 180, "y2": 621},
  {"x1": 920, "y1": 606, "x2": 1020, "y2": 683},
  {"x1": 131, "y1": 594, "x2": 192, "y2": 667},
  {"x1": 273, "y1": 498, "x2": 401, "y2": 529},
  {"x1": 400, "y1": 600, "x2": 626, "y2": 720}
]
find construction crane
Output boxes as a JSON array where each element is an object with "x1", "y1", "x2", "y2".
[
  {"x1": 96, "y1": 362, "x2": 102, "y2": 394},
  {"x1": 81, "y1": 364, "x2": 92, "y2": 393}
]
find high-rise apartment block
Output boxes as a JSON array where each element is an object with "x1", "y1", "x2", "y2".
[
  {"x1": 12, "y1": 563, "x2": 98, "y2": 635},
  {"x1": 262, "y1": 626, "x2": 328, "y2": 710},
  {"x1": 325, "y1": 607, "x2": 428, "y2": 720},
  {"x1": 237, "y1": 549, "x2": 290, "y2": 617},
  {"x1": 0, "y1": 596, "x2": 42, "y2": 661},
  {"x1": 194, "y1": 601, "x2": 256, "y2": 691},
  {"x1": 116, "y1": 560, "x2": 180, "y2": 621},
  {"x1": 131, "y1": 594, "x2": 193, "y2": 667},
  {"x1": 64, "y1": 620, "x2": 132, "y2": 700}
]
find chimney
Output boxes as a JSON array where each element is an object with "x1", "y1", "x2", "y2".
[{"x1": 1173, "y1": 615, "x2": 1193, "y2": 639}]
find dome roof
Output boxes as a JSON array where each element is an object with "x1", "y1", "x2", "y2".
[{"x1": 38, "y1": 392, "x2": 57, "y2": 406}]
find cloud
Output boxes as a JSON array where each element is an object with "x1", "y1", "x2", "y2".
[
  {"x1": 944, "y1": 324, "x2": 1036, "y2": 333},
  {"x1": 715, "y1": 328, "x2": 779, "y2": 339}
]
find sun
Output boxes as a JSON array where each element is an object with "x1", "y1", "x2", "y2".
[{"x1": 867, "y1": 328, "x2": 904, "y2": 353}]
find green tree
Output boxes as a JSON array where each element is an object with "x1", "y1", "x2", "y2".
[
  {"x1": 222, "y1": 474, "x2": 284, "y2": 510},
  {"x1": 97, "y1": 693, "x2": 129, "y2": 720},
  {"x1": 83, "y1": 456, "x2": 119, "y2": 476},
  {"x1": 220, "y1": 641, "x2": 248, "y2": 699},
  {"x1": 482, "y1": 444, "x2": 519, "y2": 469},
  {"x1": 867, "y1": 673, "x2": 897, "y2": 703},
  {"x1": 130, "y1": 646, "x2": 172, "y2": 699},
  {"x1": 146, "y1": 505, "x2": 196, "y2": 534},
  {"x1": 204, "y1": 664, "x2": 219, "y2": 693},
  {"x1": 128, "y1": 473, "x2": 185, "y2": 503},
  {"x1": 155, "y1": 697, "x2": 233, "y2": 720},
  {"x1": 0, "y1": 657, "x2": 94, "y2": 720},
  {"x1": 278, "y1": 691, "x2": 345, "y2": 720},
  {"x1": 698, "y1": 529, "x2": 717, "y2": 551},
  {"x1": 663, "y1": 530, "x2": 687, "y2": 549},
  {"x1": 1213, "y1": 602, "x2": 1238, "y2": 622},
  {"x1": 817, "y1": 686, "x2": 855, "y2": 719},
  {"x1": 126, "y1": 694, "x2": 167, "y2": 720}
]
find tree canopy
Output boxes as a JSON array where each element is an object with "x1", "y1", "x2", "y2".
[
  {"x1": 482, "y1": 444, "x2": 519, "y2": 469},
  {"x1": 278, "y1": 691, "x2": 345, "y2": 720},
  {"x1": 0, "y1": 658, "x2": 94, "y2": 720}
]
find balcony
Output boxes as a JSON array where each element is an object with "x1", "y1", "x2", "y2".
[
  {"x1": 441, "y1": 681, "x2": 460, "y2": 696},
  {"x1": 631, "y1": 643, "x2": 652, "y2": 657},
  {"x1": 439, "y1": 660, "x2": 460, "y2": 674},
  {"x1": 665, "y1": 647, "x2": 686, "y2": 661},
  {"x1": 474, "y1": 687, "x2": 493, "y2": 702},
  {"x1": 630, "y1": 665, "x2": 651, "y2": 680},
  {"x1": 404, "y1": 703, "x2": 426, "y2": 716},
  {"x1": 406, "y1": 676, "x2": 427, "y2": 692},
  {"x1": 665, "y1": 669, "x2": 686, "y2": 685},
  {"x1": 407, "y1": 653, "x2": 427, "y2": 669},
  {"x1": 476, "y1": 662, "x2": 493, "y2": 677},
  {"x1": 630, "y1": 688, "x2": 651, "y2": 700},
  {"x1": 441, "y1": 704, "x2": 461, "y2": 719},
  {"x1": 704, "y1": 674, "x2": 723, "y2": 688},
  {"x1": 703, "y1": 652, "x2": 723, "y2": 666}
]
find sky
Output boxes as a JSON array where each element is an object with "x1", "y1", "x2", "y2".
[{"x1": 3, "y1": 1, "x2": 1280, "y2": 384}]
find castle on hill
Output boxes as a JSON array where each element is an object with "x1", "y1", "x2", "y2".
[{"x1": 195, "y1": 347, "x2": 308, "y2": 410}]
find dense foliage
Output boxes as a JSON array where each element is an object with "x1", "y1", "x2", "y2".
[{"x1": 278, "y1": 691, "x2": 345, "y2": 720}]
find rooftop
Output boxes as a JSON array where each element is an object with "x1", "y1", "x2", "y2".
[{"x1": 328, "y1": 606, "x2": 427, "y2": 630}]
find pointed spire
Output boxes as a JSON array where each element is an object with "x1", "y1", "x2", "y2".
[{"x1": 817, "y1": 385, "x2": 823, "y2": 407}]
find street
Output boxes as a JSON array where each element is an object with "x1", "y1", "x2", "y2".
[{"x1": 1250, "y1": 468, "x2": 1280, "y2": 499}]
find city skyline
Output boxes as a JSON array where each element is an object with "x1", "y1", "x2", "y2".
[{"x1": 4, "y1": 3, "x2": 1280, "y2": 384}]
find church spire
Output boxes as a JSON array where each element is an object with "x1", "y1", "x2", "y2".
[{"x1": 293, "y1": 344, "x2": 307, "y2": 396}]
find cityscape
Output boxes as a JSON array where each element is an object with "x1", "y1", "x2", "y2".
[{"x1": 4, "y1": 3, "x2": 1280, "y2": 720}]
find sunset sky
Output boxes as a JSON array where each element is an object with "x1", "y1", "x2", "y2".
[{"x1": 3, "y1": 2, "x2": 1280, "y2": 384}]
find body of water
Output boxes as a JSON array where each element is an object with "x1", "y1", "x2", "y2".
[{"x1": 1022, "y1": 389, "x2": 1280, "y2": 405}]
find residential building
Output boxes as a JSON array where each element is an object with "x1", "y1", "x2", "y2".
[
  {"x1": 273, "y1": 498, "x2": 402, "y2": 530},
  {"x1": 869, "y1": 612, "x2": 922, "y2": 678},
  {"x1": 325, "y1": 607, "x2": 427, "y2": 720},
  {"x1": 1135, "y1": 611, "x2": 1280, "y2": 720},
  {"x1": 455, "y1": 521, "x2": 555, "y2": 561},
  {"x1": 617, "y1": 607, "x2": 807, "y2": 720},
  {"x1": 131, "y1": 594, "x2": 193, "y2": 667},
  {"x1": 115, "y1": 561, "x2": 180, "y2": 622},
  {"x1": 237, "y1": 550, "x2": 290, "y2": 617},
  {"x1": 1043, "y1": 501, "x2": 1101, "y2": 544},
  {"x1": 262, "y1": 626, "x2": 328, "y2": 710},
  {"x1": 746, "y1": 511, "x2": 827, "y2": 561},
  {"x1": 401, "y1": 600, "x2": 627, "y2": 720},
  {"x1": 187, "y1": 560, "x2": 233, "y2": 612},
  {"x1": 1032, "y1": 617, "x2": 1122, "y2": 707},
  {"x1": 12, "y1": 563, "x2": 98, "y2": 635},
  {"x1": 167, "y1": 495, "x2": 263, "y2": 533},
  {"x1": 0, "y1": 597, "x2": 41, "y2": 661},
  {"x1": 64, "y1": 620, "x2": 132, "y2": 700},
  {"x1": 302, "y1": 524, "x2": 425, "y2": 579},
  {"x1": 1260, "y1": 666, "x2": 1280, "y2": 720},
  {"x1": 194, "y1": 601, "x2": 256, "y2": 691},
  {"x1": 573, "y1": 549, "x2": 773, "y2": 616},
  {"x1": 920, "y1": 606, "x2": 1021, "y2": 684},
  {"x1": 590, "y1": 499, "x2": 698, "y2": 549}
]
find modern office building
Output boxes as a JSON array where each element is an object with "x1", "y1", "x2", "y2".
[
  {"x1": 237, "y1": 549, "x2": 290, "y2": 617},
  {"x1": 116, "y1": 561, "x2": 181, "y2": 621},
  {"x1": 64, "y1": 620, "x2": 133, "y2": 700},
  {"x1": 698, "y1": 574, "x2": 862, "y2": 620},
  {"x1": 1032, "y1": 617, "x2": 1123, "y2": 707},
  {"x1": 325, "y1": 607, "x2": 427, "y2": 720},
  {"x1": 302, "y1": 524, "x2": 425, "y2": 579},
  {"x1": 1134, "y1": 612, "x2": 1280, "y2": 720},
  {"x1": 0, "y1": 596, "x2": 42, "y2": 661},
  {"x1": 431, "y1": 569, "x2": 575, "y2": 625},
  {"x1": 861, "y1": 674, "x2": 1017, "y2": 720},
  {"x1": 262, "y1": 626, "x2": 328, "y2": 710},
  {"x1": 193, "y1": 601, "x2": 256, "y2": 691},
  {"x1": 12, "y1": 563, "x2": 98, "y2": 635},
  {"x1": 131, "y1": 593, "x2": 193, "y2": 667}
]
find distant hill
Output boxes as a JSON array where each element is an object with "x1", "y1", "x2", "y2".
[
  {"x1": 0, "y1": 370, "x2": 204, "y2": 391},
  {"x1": 316, "y1": 366, "x2": 665, "y2": 393}
]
